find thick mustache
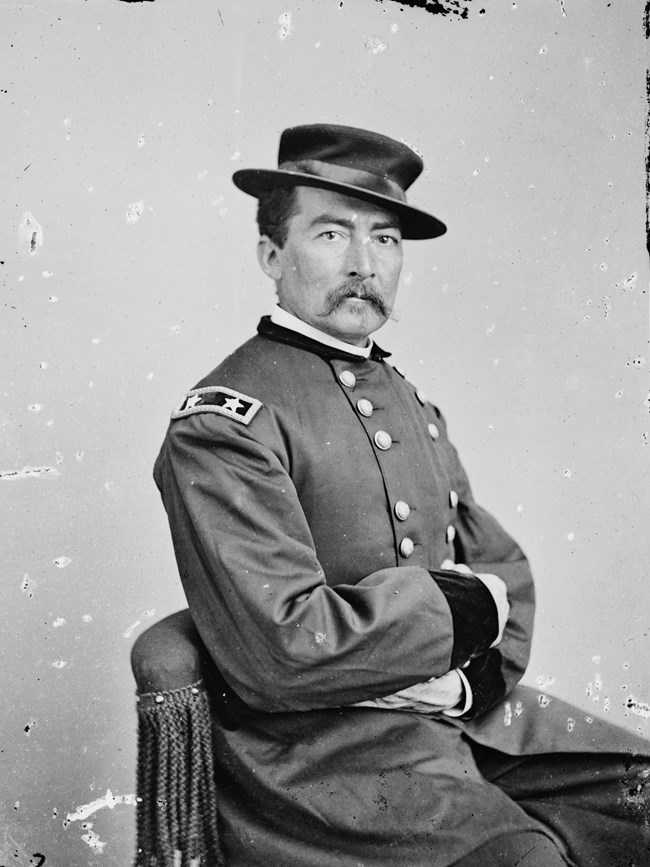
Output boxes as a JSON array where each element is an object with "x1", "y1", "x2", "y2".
[{"x1": 318, "y1": 280, "x2": 390, "y2": 318}]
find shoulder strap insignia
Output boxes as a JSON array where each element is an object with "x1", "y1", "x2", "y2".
[{"x1": 172, "y1": 386, "x2": 263, "y2": 425}]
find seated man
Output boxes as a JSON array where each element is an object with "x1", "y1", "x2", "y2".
[{"x1": 153, "y1": 123, "x2": 649, "y2": 866}]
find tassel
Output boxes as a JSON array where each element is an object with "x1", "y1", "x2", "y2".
[{"x1": 134, "y1": 680, "x2": 224, "y2": 866}]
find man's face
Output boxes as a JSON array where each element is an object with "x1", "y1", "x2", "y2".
[{"x1": 258, "y1": 186, "x2": 403, "y2": 346}]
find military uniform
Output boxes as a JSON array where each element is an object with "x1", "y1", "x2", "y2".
[{"x1": 154, "y1": 317, "x2": 650, "y2": 866}]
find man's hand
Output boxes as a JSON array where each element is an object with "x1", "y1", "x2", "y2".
[{"x1": 440, "y1": 560, "x2": 509, "y2": 648}]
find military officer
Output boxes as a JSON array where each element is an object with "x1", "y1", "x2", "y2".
[{"x1": 153, "y1": 124, "x2": 650, "y2": 866}]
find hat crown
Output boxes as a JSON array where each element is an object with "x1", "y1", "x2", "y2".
[{"x1": 278, "y1": 124, "x2": 423, "y2": 191}]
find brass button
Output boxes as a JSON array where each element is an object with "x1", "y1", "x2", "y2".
[
  {"x1": 400, "y1": 537, "x2": 415, "y2": 558},
  {"x1": 449, "y1": 490, "x2": 459, "y2": 509},
  {"x1": 357, "y1": 398, "x2": 374, "y2": 417},
  {"x1": 394, "y1": 500, "x2": 411, "y2": 521},
  {"x1": 427, "y1": 423, "x2": 440, "y2": 441},
  {"x1": 416, "y1": 389, "x2": 428, "y2": 405},
  {"x1": 446, "y1": 525, "x2": 456, "y2": 543},
  {"x1": 339, "y1": 370, "x2": 356, "y2": 388},
  {"x1": 374, "y1": 430, "x2": 392, "y2": 451}
]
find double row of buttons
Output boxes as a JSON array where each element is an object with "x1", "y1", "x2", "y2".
[{"x1": 338, "y1": 368, "x2": 454, "y2": 558}]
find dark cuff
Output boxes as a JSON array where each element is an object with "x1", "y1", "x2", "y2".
[
  {"x1": 429, "y1": 569, "x2": 499, "y2": 668},
  {"x1": 459, "y1": 649, "x2": 506, "y2": 720}
]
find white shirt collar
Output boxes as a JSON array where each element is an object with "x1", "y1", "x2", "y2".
[{"x1": 270, "y1": 305, "x2": 373, "y2": 359}]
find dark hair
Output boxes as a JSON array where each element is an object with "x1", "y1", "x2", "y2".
[{"x1": 256, "y1": 185, "x2": 299, "y2": 248}]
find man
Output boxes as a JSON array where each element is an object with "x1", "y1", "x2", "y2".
[{"x1": 153, "y1": 124, "x2": 649, "y2": 866}]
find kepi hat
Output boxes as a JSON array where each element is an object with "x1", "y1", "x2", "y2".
[{"x1": 232, "y1": 124, "x2": 446, "y2": 240}]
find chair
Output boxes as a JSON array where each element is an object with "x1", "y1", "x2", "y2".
[{"x1": 130, "y1": 609, "x2": 224, "y2": 867}]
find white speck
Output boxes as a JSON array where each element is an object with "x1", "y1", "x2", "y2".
[
  {"x1": 315, "y1": 632, "x2": 326, "y2": 645},
  {"x1": 592, "y1": 655, "x2": 601, "y2": 664},
  {"x1": 91, "y1": 337, "x2": 101, "y2": 344},
  {"x1": 536, "y1": 675, "x2": 555, "y2": 691},
  {"x1": 76, "y1": 451, "x2": 85, "y2": 462},
  {"x1": 137, "y1": 134, "x2": 146, "y2": 148},
  {"x1": 403, "y1": 271, "x2": 412, "y2": 285},
  {"x1": 472, "y1": 169, "x2": 479, "y2": 176},
  {"x1": 198, "y1": 170, "x2": 208, "y2": 181},
  {"x1": 564, "y1": 469, "x2": 572, "y2": 478},
  {"x1": 123, "y1": 620, "x2": 141, "y2": 638},
  {"x1": 486, "y1": 324, "x2": 495, "y2": 335},
  {"x1": 539, "y1": 45, "x2": 547, "y2": 55},
  {"x1": 504, "y1": 701, "x2": 512, "y2": 726},
  {"x1": 55, "y1": 451, "x2": 64, "y2": 465},
  {"x1": 567, "y1": 532, "x2": 575, "y2": 541},
  {"x1": 48, "y1": 295, "x2": 58, "y2": 303},
  {"x1": 390, "y1": 23, "x2": 399, "y2": 32},
  {"x1": 263, "y1": 584, "x2": 270, "y2": 589},
  {"x1": 145, "y1": 372, "x2": 154, "y2": 381},
  {"x1": 170, "y1": 325, "x2": 180, "y2": 334},
  {"x1": 487, "y1": 424, "x2": 494, "y2": 431},
  {"x1": 51, "y1": 659, "x2": 68, "y2": 668},
  {"x1": 567, "y1": 717, "x2": 575, "y2": 732},
  {"x1": 20, "y1": 212, "x2": 44, "y2": 255},
  {"x1": 364, "y1": 35, "x2": 388, "y2": 54},
  {"x1": 516, "y1": 504, "x2": 523, "y2": 513},
  {"x1": 594, "y1": 673, "x2": 603, "y2": 691},
  {"x1": 314, "y1": 41, "x2": 321, "y2": 47},
  {"x1": 600, "y1": 263, "x2": 608, "y2": 272},
  {"x1": 515, "y1": 701, "x2": 523, "y2": 717},
  {"x1": 617, "y1": 272, "x2": 637, "y2": 292},
  {"x1": 537, "y1": 694, "x2": 551, "y2": 708},
  {"x1": 39, "y1": 361, "x2": 48, "y2": 369},
  {"x1": 143, "y1": 609, "x2": 155, "y2": 618},
  {"x1": 484, "y1": 156, "x2": 490, "y2": 163},
  {"x1": 42, "y1": 270, "x2": 53, "y2": 278},
  {"x1": 28, "y1": 402, "x2": 44, "y2": 413},
  {"x1": 489, "y1": 74, "x2": 495, "y2": 80},
  {"x1": 46, "y1": 419, "x2": 55, "y2": 427},
  {"x1": 625, "y1": 695, "x2": 650, "y2": 719},
  {"x1": 63, "y1": 117, "x2": 71, "y2": 127},
  {"x1": 88, "y1": 187, "x2": 94, "y2": 193},
  {"x1": 585, "y1": 715, "x2": 593, "y2": 723},
  {"x1": 66, "y1": 789, "x2": 137, "y2": 824},
  {"x1": 626, "y1": 356, "x2": 646, "y2": 368},
  {"x1": 81, "y1": 825, "x2": 107, "y2": 855},
  {"x1": 615, "y1": 390, "x2": 623, "y2": 399},
  {"x1": 528, "y1": 184, "x2": 535, "y2": 190},
  {"x1": 126, "y1": 201, "x2": 144, "y2": 224},
  {"x1": 603, "y1": 696, "x2": 611, "y2": 712},
  {"x1": 1, "y1": 465, "x2": 60, "y2": 481},
  {"x1": 230, "y1": 151, "x2": 241, "y2": 161},
  {"x1": 53, "y1": 556, "x2": 72, "y2": 568},
  {"x1": 20, "y1": 574, "x2": 33, "y2": 597},
  {"x1": 105, "y1": 481, "x2": 114, "y2": 491},
  {"x1": 278, "y1": 11, "x2": 293, "y2": 39},
  {"x1": 53, "y1": 617, "x2": 66, "y2": 628},
  {"x1": 82, "y1": 614, "x2": 93, "y2": 623}
]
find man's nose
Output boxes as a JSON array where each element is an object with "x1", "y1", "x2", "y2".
[{"x1": 346, "y1": 237, "x2": 374, "y2": 278}]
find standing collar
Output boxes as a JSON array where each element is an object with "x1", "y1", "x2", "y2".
[
  {"x1": 270, "y1": 306, "x2": 373, "y2": 358},
  {"x1": 257, "y1": 314, "x2": 391, "y2": 363}
]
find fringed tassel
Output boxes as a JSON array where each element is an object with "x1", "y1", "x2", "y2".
[{"x1": 134, "y1": 681, "x2": 224, "y2": 867}]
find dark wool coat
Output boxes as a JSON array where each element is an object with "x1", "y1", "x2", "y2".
[{"x1": 154, "y1": 318, "x2": 648, "y2": 866}]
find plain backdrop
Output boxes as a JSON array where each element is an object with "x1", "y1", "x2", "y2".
[{"x1": 2, "y1": 0, "x2": 648, "y2": 864}]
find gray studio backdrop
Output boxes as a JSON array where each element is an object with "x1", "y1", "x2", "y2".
[{"x1": 2, "y1": 0, "x2": 648, "y2": 864}]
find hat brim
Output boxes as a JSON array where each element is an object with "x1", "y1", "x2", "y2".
[{"x1": 232, "y1": 168, "x2": 446, "y2": 241}]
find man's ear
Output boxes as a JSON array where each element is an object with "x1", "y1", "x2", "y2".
[{"x1": 257, "y1": 235, "x2": 282, "y2": 281}]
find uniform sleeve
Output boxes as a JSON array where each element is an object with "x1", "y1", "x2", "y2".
[
  {"x1": 447, "y1": 442, "x2": 536, "y2": 720},
  {"x1": 154, "y1": 411, "x2": 499, "y2": 714}
]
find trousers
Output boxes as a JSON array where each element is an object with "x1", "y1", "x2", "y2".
[{"x1": 453, "y1": 745, "x2": 650, "y2": 867}]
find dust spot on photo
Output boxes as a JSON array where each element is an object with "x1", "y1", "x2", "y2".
[
  {"x1": 19, "y1": 212, "x2": 43, "y2": 255},
  {"x1": 53, "y1": 556, "x2": 72, "y2": 568},
  {"x1": 126, "y1": 201, "x2": 144, "y2": 224},
  {"x1": 364, "y1": 35, "x2": 388, "y2": 54},
  {"x1": 1, "y1": 466, "x2": 60, "y2": 481},
  {"x1": 278, "y1": 11, "x2": 293, "y2": 40}
]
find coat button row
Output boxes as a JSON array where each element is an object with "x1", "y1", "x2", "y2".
[
  {"x1": 394, "y1": 500, "x2": 411, "y2": 521},
  {"x1": 449, "y1": 490, "x2": 458, "y2": 509},
  {"x1": 416, "y1": 388, "x2": 428, "y2": 406},
  {"x1": 446, "y1": 525, "x2": 456, "y2": 543},
  {"x1": 428, "y1": 423, "x2": 439, "y2": 441},
  {"x1": 339, "y1": 370, "x2": 357, "y2": 388},
  {"x1": 374, "y1": 430, "x2": 392, "y2": 450},
  {"x1": 400, "y1": 537, "x2": 415, "y2": 558}
]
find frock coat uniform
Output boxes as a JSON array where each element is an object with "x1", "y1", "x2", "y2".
[{"x1": 153, "y1": 316, "x2": 650, "y2": 866}]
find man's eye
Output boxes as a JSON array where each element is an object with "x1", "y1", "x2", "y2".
[
  {"x1": 376, "y1": 235, "x2": 399, "y2": 245},
  {"x1": 320, "y1": 231, "x2": 341, "y2": 241}
]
